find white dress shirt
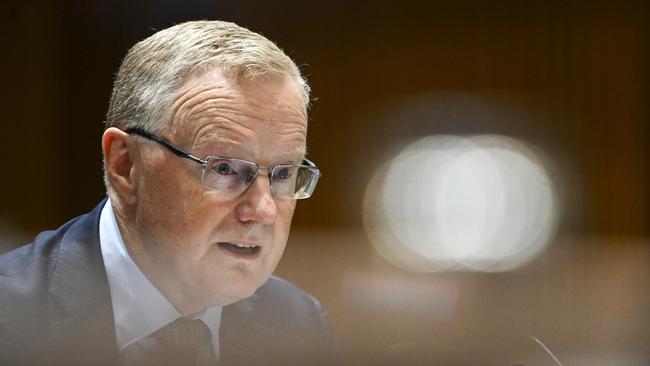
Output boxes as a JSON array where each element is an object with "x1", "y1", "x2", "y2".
[{"x1": 99, "y1": 199, "x2": 222, "y2": 361}]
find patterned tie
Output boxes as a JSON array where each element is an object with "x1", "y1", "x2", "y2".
[{"x1": 154, "y1": 317, "x2": 216, "y2": 366}]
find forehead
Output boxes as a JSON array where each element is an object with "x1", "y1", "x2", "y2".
[{"x1": 168, "y1": 68, "x2": 308, "y2": 161}]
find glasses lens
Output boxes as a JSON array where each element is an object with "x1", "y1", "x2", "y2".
[
  {"x1": 202, "y1": 157, "x2": 320, "y2": 199},
  {"x1": 203, "y1": 157, "x2": 256, "y2": 193},
  {"x1": 271, "y1": 165, "x2": 320, "y2": 199}
]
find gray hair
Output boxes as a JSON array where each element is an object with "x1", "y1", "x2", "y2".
[
  {"x1": 103, "y1": 20, "x2": 310, "y2": 193},
  {"x1": 105, "y1": 20, "x2": 310, "y2": 133}
]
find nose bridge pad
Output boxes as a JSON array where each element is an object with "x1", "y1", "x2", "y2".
[
  {"x1": 266, "y1": 167, "x2": 274, "y2": 189},
  {"x1": 266, "y1": 168, "x2": 276, "y2": 197},
  {"x1": 246, "y1": 167, "x2": 274, "y2": 196}
]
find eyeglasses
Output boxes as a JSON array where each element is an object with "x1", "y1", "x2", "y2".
[{"x1": 125, "y1": 127, "x2": 320, "y2": 199}]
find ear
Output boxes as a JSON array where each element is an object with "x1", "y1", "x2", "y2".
[{"x1": 102, "y1": 127, "x2": 138, "y2": 204}]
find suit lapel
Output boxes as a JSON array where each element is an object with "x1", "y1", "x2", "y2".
[
  {"x1": 221, "y1": 290, "x2": 296, "y2": 366},
  {"x1": 220, "y1": 293, "x2": 273, "y2": 366},
  {"x1": 47, "y1": 199, "x2": 118, "y2": 366}
]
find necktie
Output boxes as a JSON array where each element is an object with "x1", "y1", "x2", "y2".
[{"x1": 154, "y1": 317, "x2": 216, "y2": 366}]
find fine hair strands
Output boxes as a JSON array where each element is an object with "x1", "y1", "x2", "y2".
[{"x1": 102, "y1": 20, "x2": 310, "y2": 193}]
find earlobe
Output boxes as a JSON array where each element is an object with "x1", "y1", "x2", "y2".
[{"x1": 102, "y1": 127, "x2": 137, "y2": 204}]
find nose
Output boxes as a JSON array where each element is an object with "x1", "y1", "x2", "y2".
[{"x1": 235, "y1": 171, "x2": 278, "y2": 226}]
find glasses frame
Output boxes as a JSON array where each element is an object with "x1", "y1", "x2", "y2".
[{"x1": 125, "y1": 127, "x2": 320, "y2": 199}]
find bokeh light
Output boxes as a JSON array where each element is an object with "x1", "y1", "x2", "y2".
[{"x1": 363, "y1": 134, "x2": 559, "y2": 272}]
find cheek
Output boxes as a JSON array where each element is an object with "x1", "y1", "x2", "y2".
[
  {"x1": 136, "y1": 163, "x2": 214, "y2": 247},
  {"x1": 275, "y1": 198, "x2": 296, "y2": 224},
  {"x1": 271, "y1": 201, "x2": 297, "y2": 250}
]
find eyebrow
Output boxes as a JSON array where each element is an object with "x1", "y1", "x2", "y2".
[
  {"x1": 193, "y1": 135, "x2": 308, "y2": 163},
  {"x1": 193, "y1": 133, "x2": 240, "y2": 151},
  {"x1": 284, "y1": 145, "x2": 308, "y2": 159}
]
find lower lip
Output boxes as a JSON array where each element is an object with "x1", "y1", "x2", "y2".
[{"x1": 217, "y1": 242, "x2": 262, "y2": 259}]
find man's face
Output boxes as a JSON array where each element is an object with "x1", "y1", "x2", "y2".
[{"x1": 130, "y1": 69, "x2": 308, "y2": 310}]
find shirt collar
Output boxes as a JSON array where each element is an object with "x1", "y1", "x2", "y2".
[{"x1": 99, "y1": 199, "x2": 222, "y2": 355}]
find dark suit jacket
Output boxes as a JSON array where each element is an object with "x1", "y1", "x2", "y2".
[{"x1": 0, "y1": 200, "x2": 338, "y2": 366}]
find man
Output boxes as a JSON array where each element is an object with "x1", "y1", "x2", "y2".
[{"x1": 0, "y1": 20, "x2": 337, "y2": 366}]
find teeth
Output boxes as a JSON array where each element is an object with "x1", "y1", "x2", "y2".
[{"x1": 233, "y1": 243, "x2": 257, "y2": 248}]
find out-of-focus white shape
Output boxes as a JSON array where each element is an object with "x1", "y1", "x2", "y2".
[{"x1": 362, "y1": 135, "x2": 559, "y2": 272}]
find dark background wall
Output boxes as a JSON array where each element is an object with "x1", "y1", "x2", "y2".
[{"x1": 1, "y1": 0, "x2": 647, "y2": 240}]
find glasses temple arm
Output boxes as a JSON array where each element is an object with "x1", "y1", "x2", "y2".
[{"x1": 125, "y1": 127, "x2": 207, "y2": 166}]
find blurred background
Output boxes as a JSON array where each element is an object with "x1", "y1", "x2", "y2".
[{"x1": 1, "y1": 0, "x2": 648, "y2": 364}]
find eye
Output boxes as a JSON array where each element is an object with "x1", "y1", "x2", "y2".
[
  {"x1": 215, "y1": 161, "x2": 235, "y2": 175},
  {"x1": 276, "y1": 167, "x2": 292, "y2": 180}
]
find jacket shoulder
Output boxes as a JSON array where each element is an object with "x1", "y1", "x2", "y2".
[
  {"x1": 254, "y1": 276, "x2": 329, "y2": 322},
  {"x1": 0, "y1": 217, "x2": 77, "y2": 275},
  {"x1": 0, "y1": 212, "x2": 85, "y2": 291},
  {"x1": 0, "y1": 202, "x2": 105, "y2": 361},
  {"x1": 222, "y1": 276, "x2": 340, "y2": 365},
  {"x1": 0, "y1": 216, "x2": 83, "y2": 360}
]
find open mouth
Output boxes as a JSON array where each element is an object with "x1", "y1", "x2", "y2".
[{"x1": 217, "y1": 242, "x2": 261, "y2": 256}]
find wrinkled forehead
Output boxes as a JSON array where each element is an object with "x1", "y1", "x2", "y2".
[{"x1": 167, "y1": 68, "x2": 309, "y2": 159}]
